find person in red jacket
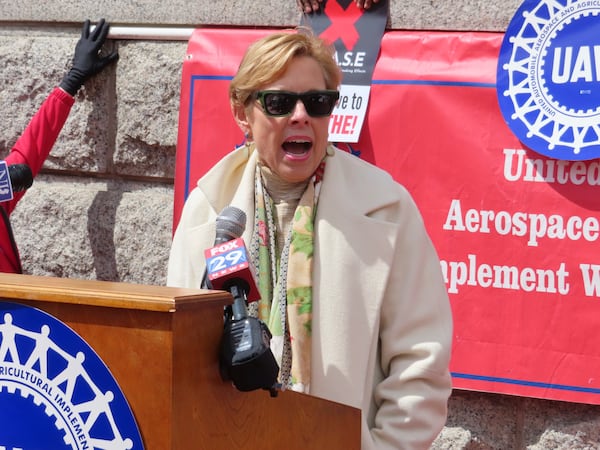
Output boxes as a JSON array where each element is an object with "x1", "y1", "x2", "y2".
[{"x1": 0, "y1": 18, "x2": 118, "y2": 273}]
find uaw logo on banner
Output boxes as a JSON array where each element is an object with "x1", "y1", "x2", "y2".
[
  {"x1": 497, "y1": 0, "x2": 600, "y2": 161},
  {"x1": 0, "y1": 302, "x2": 144, "y2": 450}
]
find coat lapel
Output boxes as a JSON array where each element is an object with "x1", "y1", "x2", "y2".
[{"x1": 197, "y1": 145, "x2": 258, "y2": 245}]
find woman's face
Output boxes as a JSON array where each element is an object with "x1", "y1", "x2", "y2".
[{"x1": 235, "y1": 56, "x2": 332, "y2": 183}]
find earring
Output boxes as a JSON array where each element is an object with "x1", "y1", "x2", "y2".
[{"x1": 244, "y1": 132, "x2": 254, "y2": 150}]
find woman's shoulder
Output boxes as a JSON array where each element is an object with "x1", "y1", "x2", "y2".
[
  {"x1": 332, "y1": 146, "x2": 391, "y2": 175},
  {"x1": 330, "y1": 145, "x2": 407, "y2": 193}
]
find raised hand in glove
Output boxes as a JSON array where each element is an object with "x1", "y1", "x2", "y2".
[{"x1": 59, "y1": 18, "x2": 119, "y2": 96}]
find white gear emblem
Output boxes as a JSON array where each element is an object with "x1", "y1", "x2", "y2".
[
  {"x1": 497, "y1": 0, "x2": 600, "y2": 160},
  {"x1": 0, "y1": 306, "x2": 142, "y2": 450}
]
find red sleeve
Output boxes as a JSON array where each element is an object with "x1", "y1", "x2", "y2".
[
  {"x1": 7, "y1": 87, "x2": 75, "y2": 174},
  {"x1": 4, "y1": 87, "x2": 74, "y2": 214},
  {"x1": 0, "y1": 87, "x2": 74, "y2": 273}
]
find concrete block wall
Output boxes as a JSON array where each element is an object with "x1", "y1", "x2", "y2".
[{"x1": 1, "y1": 0, "x2": 599, "y2": 447}]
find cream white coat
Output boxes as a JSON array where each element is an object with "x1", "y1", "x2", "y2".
[{"x1": 168, "y1": 145, "x2": 453, "y2": 450}]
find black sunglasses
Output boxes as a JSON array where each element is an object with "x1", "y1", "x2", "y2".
[{"x1": 254, "y1": 90, "x2": 340, "y2": 117}]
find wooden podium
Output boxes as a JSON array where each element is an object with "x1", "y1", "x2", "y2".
[{"x1": 0, "y1": 273, "x2": 360, "y2": 449}]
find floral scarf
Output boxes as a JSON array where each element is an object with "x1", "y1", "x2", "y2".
[{"x1": 249, "y1": 160, "x2": 324, "y2": 393}]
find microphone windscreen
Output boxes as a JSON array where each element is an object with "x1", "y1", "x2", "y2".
[
  {"x1": 215, "y1": 206, "x2": 246, "y2": 244},
  {"x1": 8, "y1": 164, "x2": 33, "y2": 192}
]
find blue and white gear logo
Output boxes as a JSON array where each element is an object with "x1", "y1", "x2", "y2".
[
  {"x1": 0, "y1": 302, "x2": 144, "y2": 450},
  {"x1": 497, "y1": 0, "x2": 600, "y2": 161}
]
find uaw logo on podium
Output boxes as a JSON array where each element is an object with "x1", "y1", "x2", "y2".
[
  {"x1": 497, "y1": 0, "x2": 600, "y2": 161},
  {"x1": 0, "y1": 302, "x2": 143, "y2": 450}
]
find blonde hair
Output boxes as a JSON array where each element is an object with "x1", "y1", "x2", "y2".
[{"x1": 229, "y1": 28, "x2": 342, "y2": 110}]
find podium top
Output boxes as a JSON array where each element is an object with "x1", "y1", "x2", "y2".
[{"x1": 0, "y1": 273, "x2": 231, "y2": 312}]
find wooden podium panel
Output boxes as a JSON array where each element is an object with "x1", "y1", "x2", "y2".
[{"x1": 0, "y1": 274, "x2": 360, "y2": 450}]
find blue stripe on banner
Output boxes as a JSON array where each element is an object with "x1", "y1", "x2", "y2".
[
  {"x1": 452, "y1": 372, "x2": 600, "y2": 395},
  {"x1": 372, "y1": 79, "x2": 495, "y2": 88},
  {"x1": 184, "y1": 75, "x2": 236, "y2": 199}
]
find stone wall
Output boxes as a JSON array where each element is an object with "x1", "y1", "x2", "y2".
[{"x1": 1, "y1": 0, "x2": 599, "y2": 448}]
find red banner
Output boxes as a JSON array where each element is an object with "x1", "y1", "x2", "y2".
[{"x1": 174, "y1": 28, "x2": 600, "y2": 405}]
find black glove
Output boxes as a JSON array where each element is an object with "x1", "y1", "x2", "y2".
[{"x1": 59, "y1": 18, "x2": 119, "y2": 96}]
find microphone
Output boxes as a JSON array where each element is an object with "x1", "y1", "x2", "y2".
[
  {"x1": 202, "y1": 206, "x2": 260, "y2": 302},
  {"x1": 213, "y1": 205, "x2": 246, "y2": 245},
  {"x1": 0, "y1": 162, "x2": 33, "y2": 201},
  {"x1": 207, "y1": 206, "x2": 280, "y2": 396},
  {"x1": 200, "y1": 206, "x2": 246, "y2": 290},
  {"x1": 8, "y1": 164, "x2": 34, "y2": 192}
]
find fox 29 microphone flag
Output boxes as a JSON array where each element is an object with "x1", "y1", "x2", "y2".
[{"x1": 204, "y1": 237, "x2": 260, "y2": 303}]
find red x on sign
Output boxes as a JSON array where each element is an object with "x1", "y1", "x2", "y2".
[{"x1": 320, "y1": 1, "x2": 363, "y2": 50}]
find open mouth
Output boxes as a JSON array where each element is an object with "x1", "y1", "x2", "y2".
[{"x1": 282, "y1": 140, "x2": 312, "y2": 155}]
